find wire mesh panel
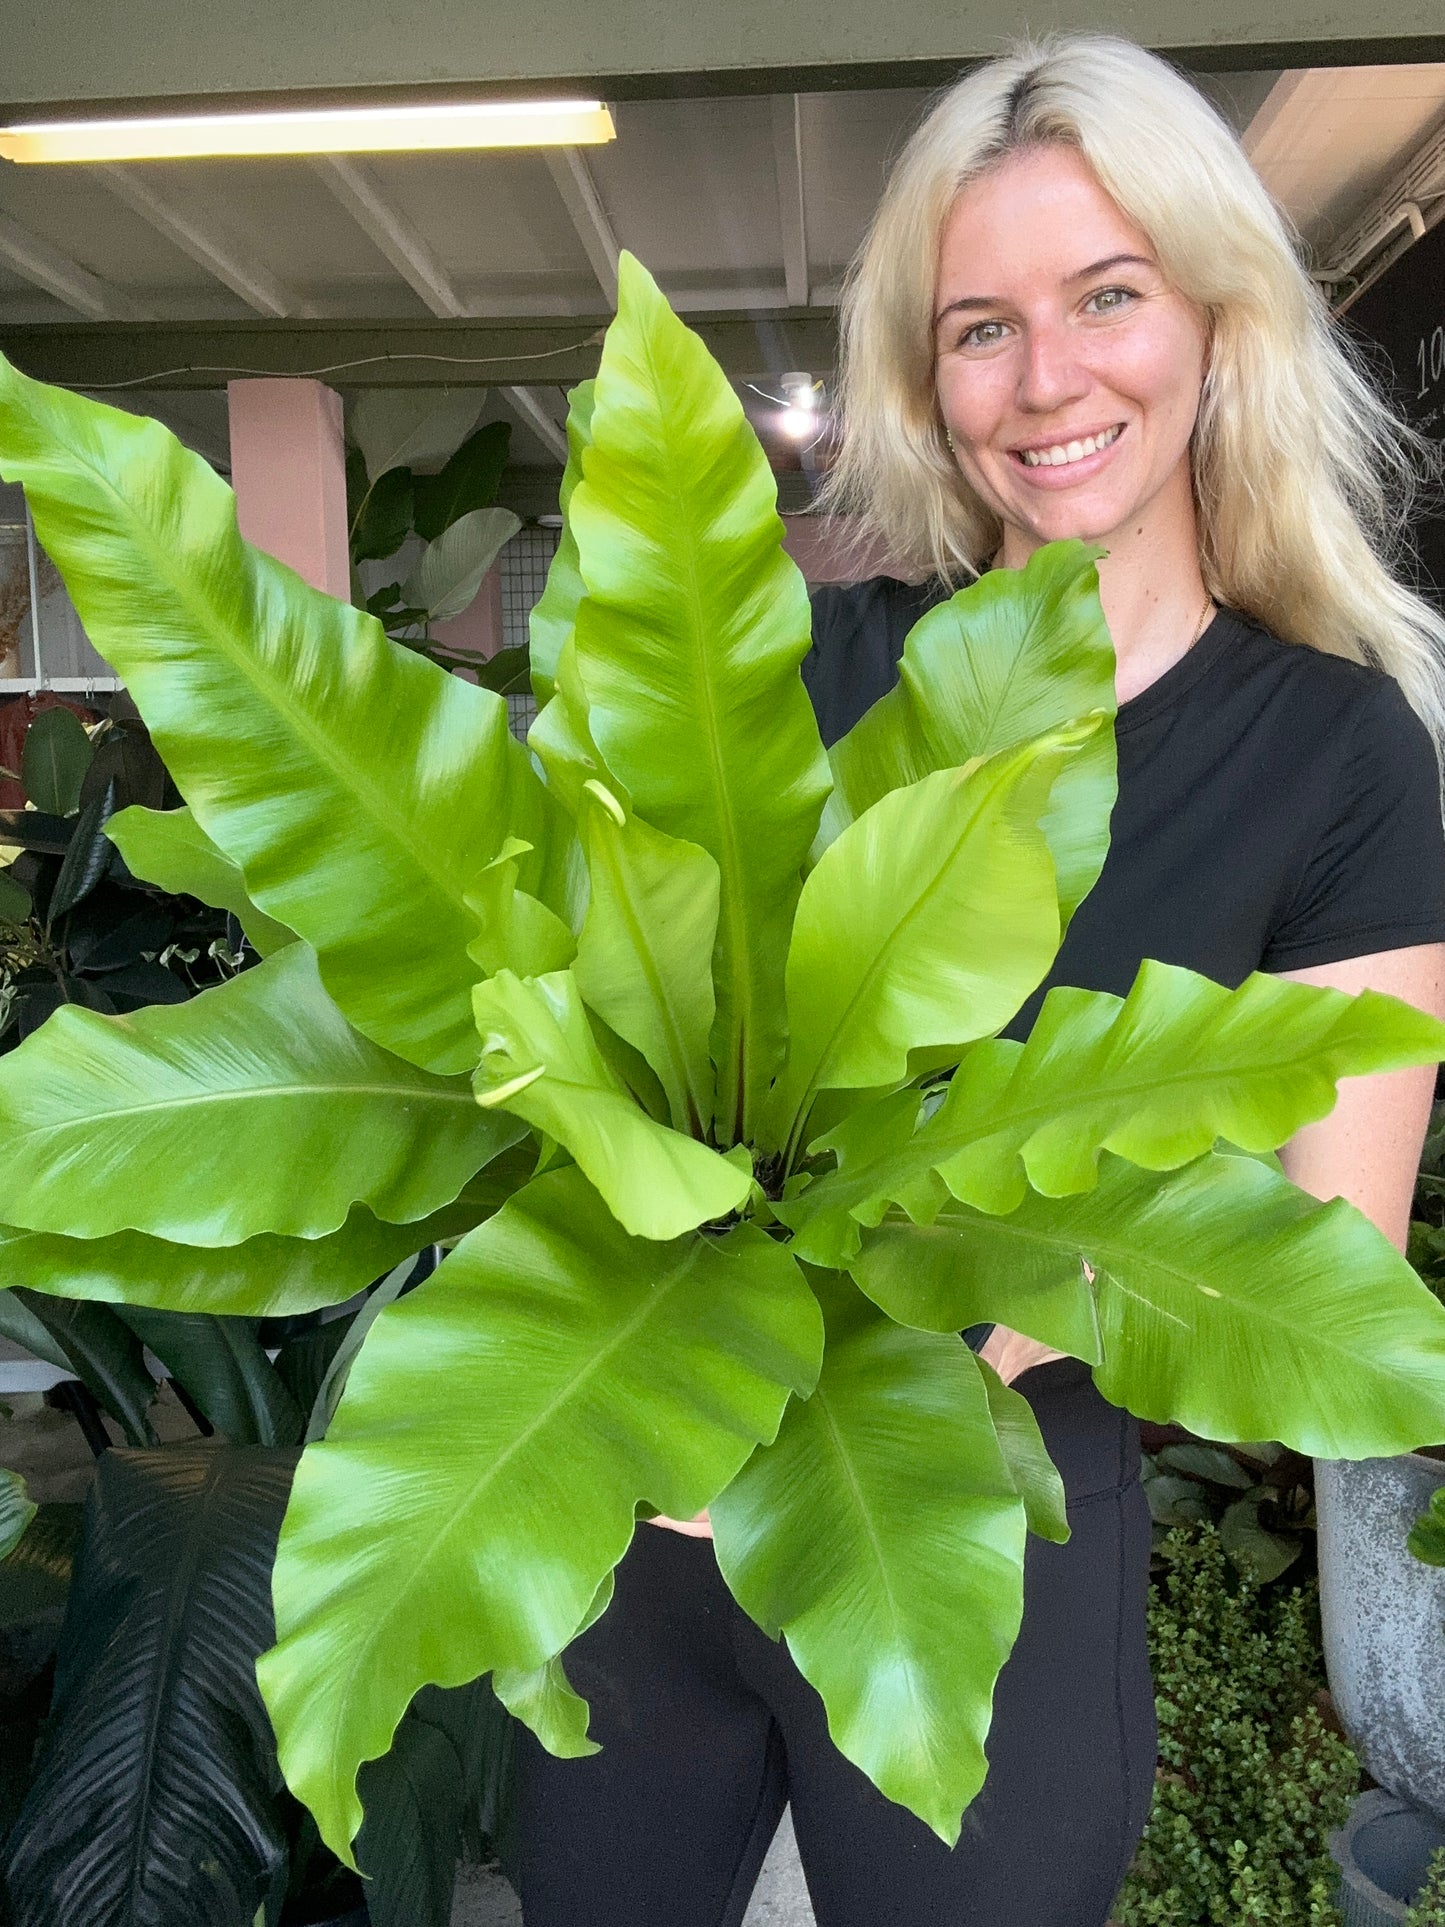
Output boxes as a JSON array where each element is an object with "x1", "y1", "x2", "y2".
[{"x1": 500, "y1": 525, "x2": 560, "y2": 740}]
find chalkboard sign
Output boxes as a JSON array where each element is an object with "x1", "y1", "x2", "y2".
[{"x1": 1345, "y1": 217, "x2": 1445, "y2": 607}]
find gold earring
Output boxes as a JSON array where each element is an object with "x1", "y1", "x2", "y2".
[{"x1": 945, "y1": 428, "x2": 955, "y2": 451}]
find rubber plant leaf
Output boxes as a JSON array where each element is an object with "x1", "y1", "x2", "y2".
[
  {"x1": 21, "y1": 705, "x2": 94, "y2": 817},
  {"x1": 764, "y1": 717, "x2": 1102, "y2": 1154},
  {"x1": 0, "y1": 353, "x2": 520, "y2": 1073},
  {"x1": 573, "y1": 783, "x2": 720, "y2": 1137},
  {"x1": 106, "y1": 804, "x2": 297, "y2": 956},
  {"x1": 857, "y1": 1149, "x2": 1445, "y2": 1458},
  {"x1": 565, "y1": 252, "x2": 830, "y2": 1141},
  {"x1": 817, "y1": 540, "x2": 1117, "y2": 940},
  {"x1": 711, "y1": 1273, "x2": 1026, "y2": 1845},
  {"x1": 259, "y1": 1165, "x2": 823, "y2": 1864},
  {"x1": 472, "y1": 968, "x2": 750, "y2": 1240},
  {"x1": 0, "y1": 943, "x2": 523, "y2": 1245},
  {"x1": 1, "y1": 1445, "x2": 296, "y2": 1927}
]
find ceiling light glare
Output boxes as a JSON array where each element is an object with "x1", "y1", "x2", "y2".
[
  {"x1": 778, "y1": 406, "x2": 820, "y2": 441},
  {"x1": 0, "y1": 100, "x2": 617, "y2": 164}
]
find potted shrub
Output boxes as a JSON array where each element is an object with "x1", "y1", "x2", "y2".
[
  {"x1": 1316, "y1": 1099, "x2": 1445, "y2": 1831},
  {"x1": 0, "y1": 251, "x2": 1443, "y2": 1902}
]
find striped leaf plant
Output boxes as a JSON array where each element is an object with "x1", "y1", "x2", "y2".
[{"x1": 0, "y1": 250, "x2": 1443, "y2": 1864}]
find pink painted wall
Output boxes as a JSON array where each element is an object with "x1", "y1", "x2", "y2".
[{"x1": 228, "y1": 379, "x2": 351, "y2": 600}]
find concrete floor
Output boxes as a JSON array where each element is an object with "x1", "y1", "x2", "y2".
[{"x1": 451, "y1": 1810, "x2": 815, "y2": 1925}]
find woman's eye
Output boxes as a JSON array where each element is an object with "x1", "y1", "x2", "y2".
[
  {"x1": 1085, "y1": 286, "x2": 1136, "y2": 315},
  {"x1": 960, "y1": 320, "x2": 1008, "y2": 349}
]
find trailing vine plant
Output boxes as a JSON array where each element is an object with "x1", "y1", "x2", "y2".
[{"x1": 0, "y1": 254, "x2": 1443, "y2": 1869}]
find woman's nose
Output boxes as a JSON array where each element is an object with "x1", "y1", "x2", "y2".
[{"x1": 1016, "y1": 321, "x2": 1091, "y2": 414}]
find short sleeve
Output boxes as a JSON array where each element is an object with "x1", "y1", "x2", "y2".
[
  {"x1": 803, "y1": 576, "x2": 942, "y2": 750},
  {"x1": 1260, "y1": 674, "x2": 1445, "y2": 971}
]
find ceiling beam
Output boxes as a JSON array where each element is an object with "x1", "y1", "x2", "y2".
[
  {"x1": 502, "y1": 384, "x2": 569, "y2": 463},
  {"x1": 95, "y1": 164, "x2": 307, "y2": 318},
  {"x1": 770, "y1": 94, "x2": 810, "y2": 309},
  {"x1": 545, "y1": 148, "x2": 619, "y2": 306},
  {"x1": 312, "y1": 155, "x2": 465, "y2": 318},
  {"x1": 5, "y1": 5, "x2": 1445, "y2": 120},
  {"x1": 0, "y1": 311, "x2": 839, "y2": 391},
  {"x1": 0, "y1": 210, "x2": 146, "y2": 320}
]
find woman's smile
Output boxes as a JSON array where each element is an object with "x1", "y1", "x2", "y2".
[{"x1": 1007, "y1": 420, "x2": 1127, "y2": 483}]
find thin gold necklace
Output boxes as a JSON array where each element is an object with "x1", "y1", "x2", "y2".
[{"x1": 1191, "y1": 587, "x2": 1214, "y2": 644}]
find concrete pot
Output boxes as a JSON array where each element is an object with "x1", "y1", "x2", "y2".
[
  {"x1": 1330, "y1": 1789, "x2": 1445, "y2": 1925},
  {"x1": 1317, "y1": 1454, "x2": 1445, "y2": 1820}
]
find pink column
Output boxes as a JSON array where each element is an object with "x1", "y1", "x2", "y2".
[{"x1": 227, "y1": 379, "x2": 351, "y2": 600}]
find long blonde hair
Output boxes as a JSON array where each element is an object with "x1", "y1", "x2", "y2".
[{"x1": 820, "y1": 31, "x2": 1445, "y2": 754}]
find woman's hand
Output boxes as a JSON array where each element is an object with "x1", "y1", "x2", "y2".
[
  {"x1": 978, "y1": 1325, "x2": 1068, "y2": 1385},
  {"x1": 645, "y1": 1509, "x2": 714, "y2": 1539}
]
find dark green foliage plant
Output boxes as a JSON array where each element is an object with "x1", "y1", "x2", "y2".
[
  {"x1": 1407, "y1": 1098, "x2": 1445, "y2": 1302},
  {"x1": 1409, "y1": 1483, "x2": 1445, "y2": 1566},
  {"x1": 1142, "y1": 1436, "x2": 1316, "y2": 1583},
  {"x1": 1116, "y1": 1526, "x2": 1356, "y2": 1926},
  {"x1": 0, "y1": 706, "x2": 234, "y2": 1050}
]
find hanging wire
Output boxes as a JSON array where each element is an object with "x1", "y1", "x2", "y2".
[{"x1": 62, "y1": 331, "x2": 609, "y2": 392}]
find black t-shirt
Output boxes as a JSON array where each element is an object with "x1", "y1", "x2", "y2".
[{"x1": 806, "y1": 577, "x2": 1445, "y2": 1046}]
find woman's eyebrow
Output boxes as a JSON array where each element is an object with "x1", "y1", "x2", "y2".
[{"x1": 933, "y1": 252, "x2": 1157, "y2": 326}]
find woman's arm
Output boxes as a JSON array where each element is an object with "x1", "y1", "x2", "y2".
[
  {"x1": 985, "y1": 942, "x2": 1445, "y2": 1386},
  {"x1": 1271, "y1": 942, "x2": 1445, "y2": 1252}
]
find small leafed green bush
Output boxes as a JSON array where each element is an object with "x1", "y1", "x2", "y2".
[
  {"x1": 1116, "y1": 1526, "x2": 1357, "y2": 1926},
  {"x1": 1407, "y1": 1847, "x2": 1445, "y2": 1926}
]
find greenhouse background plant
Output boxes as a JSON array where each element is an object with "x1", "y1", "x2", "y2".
[
  {"x1": 0, "y1": 704, "x2": 237, "y2": 1049},
  {"x1": 1114, "y1": 1524, "x2": 1357, "y2": 1926},
  {"x1": 1142, "y1": 1435, "x2": 1316, "y2": 1584},
  {"x1": 0, "y1": 249, "x2": 1441, "y2": 1902},
  {"x1": 345, "y1": 390, "x2": 524, "y2": 680},
  {"x1": 0, "y1": 1244, "x2": 516, "y2": 1927}
]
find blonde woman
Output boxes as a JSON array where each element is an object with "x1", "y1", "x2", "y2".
[{"x1": 514, "y1": 36, "x2": 1445, "y2": 1924}]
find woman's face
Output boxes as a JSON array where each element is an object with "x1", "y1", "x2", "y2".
[{"x1": 932, "y1": 143, "x2": 1210, "y2": 565}]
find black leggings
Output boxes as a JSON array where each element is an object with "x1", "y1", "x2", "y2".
[{"x1": 512, "y1": 1358, "x2": 1156, "y2": 1927}]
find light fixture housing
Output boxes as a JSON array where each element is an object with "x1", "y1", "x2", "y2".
[{"x1": 0, "y1": 100, "x2": 616, "y2": 164}]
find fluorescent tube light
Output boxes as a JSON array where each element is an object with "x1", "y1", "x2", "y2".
[{"x1": 0, "y1": 100, "x2": 616, "y2": 164}]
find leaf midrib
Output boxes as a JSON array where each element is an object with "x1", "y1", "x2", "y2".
[
  {"x1": 322, "y1": 1238, "x2": 713, "y2": 1799},
  {"x1": 925, "y1": 1020, "x2": 1386, "y2": 1167},
  {"x1": 932, "y1": 1182, "x2": 1413, "y2": 1375},
  {"x1": 798, "y1": 756, "x2": 1046, "y2": 1109},
  {"x1": 13, "y1": 1079, "x2": 476, "y2": 1145},
  {"x1": 69, "y1": 439, "x2": 488, "y2": 921},
  {"x1": 641, "y1": 330, "x2": 755, "y2": 1122},
  {"x1": 811, "y1": 1379, "x2": 928, "y2": 1740}
]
